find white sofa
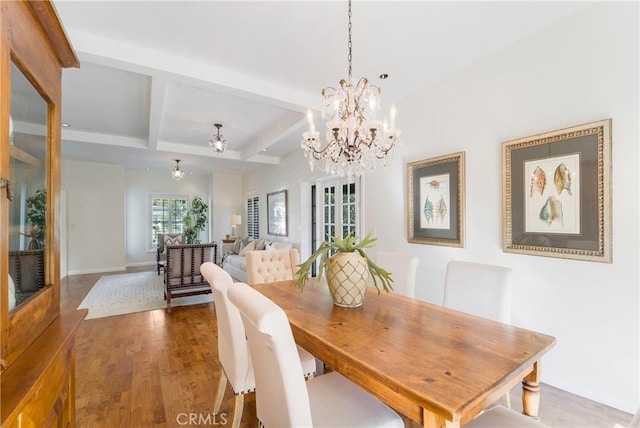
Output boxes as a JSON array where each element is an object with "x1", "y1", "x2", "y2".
[{"x1": 222, "y1": 238, "x2": 293, "y2": 282}]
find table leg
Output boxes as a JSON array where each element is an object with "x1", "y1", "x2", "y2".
[
  {"x1": 522, "y1": 361, "x2": 541, "y2": 419},
  {"x1": 422, "y1": 409, "x2": 460, "y2": 428}
]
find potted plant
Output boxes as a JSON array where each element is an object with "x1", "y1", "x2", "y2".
[
  {"x1": 23, "y1": 189, "x2": 46, "y2": 249},
  {"x1": 295, "y1": 234, "x2": 393, "y2": 308},
  {"x1": 183, "y1": 196, "x2": 208, "y2": 244}
]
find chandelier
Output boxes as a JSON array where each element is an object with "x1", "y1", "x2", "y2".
[
  {"x1": 301, "y1": 0, "x2": 401, "y2": 178},
  {"x1": 209, "y1": 123, "x2": 227, "y2": 154},
  {"x1": 171, "y1": 159, "x2": 185, "y2": 181}
]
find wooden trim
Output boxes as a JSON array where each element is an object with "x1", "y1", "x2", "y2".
[{"x1": 27, "y1": 1, "x2": 79, "y2": 68}]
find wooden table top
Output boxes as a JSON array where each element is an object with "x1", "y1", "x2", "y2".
[{"x1": 253, "y1": 280, "x2": 556, "y2": 426}]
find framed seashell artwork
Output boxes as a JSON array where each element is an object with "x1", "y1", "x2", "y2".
[
  {"x1": 502, "y1": 118, "x2": 612, "y2": 263},
  {"x1": 407, "y1": 152, "x2": 465, "y2": 247}
]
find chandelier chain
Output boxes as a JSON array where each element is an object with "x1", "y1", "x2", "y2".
[{"x1": 347, "y1": 0, "x2": 352, "y2": 80}]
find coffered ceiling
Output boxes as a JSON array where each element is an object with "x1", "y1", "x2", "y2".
[{"x1": 51, "y1": 1, "x2": 588, "y2": 176}]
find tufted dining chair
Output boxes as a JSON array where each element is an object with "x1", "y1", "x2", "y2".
[
  {"x1": 228, "y1": 281, "x2": 404, "y2": 428},
  {"x1": 375, "y1": 251, "x2": 419, "y2": 298},
  {"x1": 200, "y1": 262, "x2": 316, "y2": 428},
  {"x1": 245, "y1": 248, "x2": 300, "y2": 286},
  {"x1": 443, "y1": 260, "x2": 514, "y2": 407}
]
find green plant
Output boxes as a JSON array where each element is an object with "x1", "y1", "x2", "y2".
[
  {"x1": 183, "y1": 196, "x2": 208, "y2": 244},
  {"x1": 24, "y1": 189, "x2": 46, "y2": 247},
  {"x1": 295, "y1": 234, "x2": 393, "y2": 294}
]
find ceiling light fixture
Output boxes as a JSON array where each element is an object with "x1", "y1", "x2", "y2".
[
  {"x1": 301, "y1": 0, "x2": 401, "y2": 178},
  {"x1": 171, "y1": 159, "x2": 185, "y2": 181},
  {"x1": 209, "y1": 123, "x2": 227, "y2": 155}
]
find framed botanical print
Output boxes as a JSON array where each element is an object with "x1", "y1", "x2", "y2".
[
  {"x1": 407, "y1": 152, "x2": 465, "y2": 247},
  {"x1": 267, "y1": 189, "x2": 288, "y2": 237},
  {"x1": 502, "y1": 119, "x2": 612, "y2": 262}
]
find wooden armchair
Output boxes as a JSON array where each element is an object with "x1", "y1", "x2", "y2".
[
  {"x1": 164, "y1": 242, "x2": 217, "y2": 310},
  {"x1": 156, "y1": 232, "x2": 184, "y2": 275}
]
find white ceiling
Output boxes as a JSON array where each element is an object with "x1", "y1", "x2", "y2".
[{"x1": 50, "y1": 1, "x2": 589, "y2": 176}]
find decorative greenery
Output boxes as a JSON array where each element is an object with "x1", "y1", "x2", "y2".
[
  {"x1": 183, "y1": 196, "x2": 208, "y2": 244},
  {"x1": 295, "y1": 234, "x2": 393, "y2": 294},
  {"x1": 24, "y1": 189, "x2": 46, "y2": 248}
]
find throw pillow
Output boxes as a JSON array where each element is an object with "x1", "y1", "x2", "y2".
[
  {"x1": 254, "y1": 238, "x2": 267, "y2": 251},
  {"x1": 164, "y1": 234, "x2": 182, "y2": 250},
  {"x1": 164, "y1": 235, "x2": 182, "y2": 245},
  {"x1": 239, "y1": 240, "x2": 256, "y2": 256},
  {"x1": 232, "y1": 238, "x2": 243, "y2": 255}
]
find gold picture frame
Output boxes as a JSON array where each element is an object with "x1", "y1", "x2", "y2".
[
  {"x1": 502, "y1": 119, "x2": 612, "y2": 262},
  {"x1": 407, "y1": 152, "x2": 465, "y2": 247}
]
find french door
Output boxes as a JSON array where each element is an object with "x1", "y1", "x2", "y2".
[{"x1": 311, "y1": 177, "x2": 361, "y2": 250}]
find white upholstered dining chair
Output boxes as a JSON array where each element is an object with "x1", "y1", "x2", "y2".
[
  {"x1": 228, "y1": 281, "x2": 404, "y2": 428},
  {"x1": 200, "y1": 262, "x2": 316, "y2": 428},
  {"x1": 375, "y1": 251, "x2": 419, "y2": 298},
  {"x1": 443, "y1": 260, "x2": 513, "y2": 325},
  {"x1": 443, "y1": 260, "x2": 514, "y2": 408},
  {"x1": 246, "y1": 248, "x2": 299, "y2": 286},
  {"x1": 464, "y1": 405, "x2": 548, "y2": 427}
]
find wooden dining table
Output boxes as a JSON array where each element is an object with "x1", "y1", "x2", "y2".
[{"x1": 253, "y1": 279, "x2": 556, "y2": 428}]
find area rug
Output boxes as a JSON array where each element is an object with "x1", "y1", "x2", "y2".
[{"x1": 77, "y1": 271, "x2": 213, "y2": 320}]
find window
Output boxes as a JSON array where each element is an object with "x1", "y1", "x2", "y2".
[
  {"x1": 150, "y1": 194, "x2": 188, "y2": 250},
  {"x1": 247, "y1": 196, "x2": 260, "y2": 239}
]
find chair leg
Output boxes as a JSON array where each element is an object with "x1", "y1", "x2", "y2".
[
  {"x1": 213, "y1": 371, "x2": 227, "y2": 415},
  {"x1": 231, "y1": 394, "x2": 244, "y2": 428}
]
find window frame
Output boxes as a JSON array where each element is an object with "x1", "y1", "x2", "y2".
[{"x1": 148, "y1": 193, "x2": 189, "y2": 252}]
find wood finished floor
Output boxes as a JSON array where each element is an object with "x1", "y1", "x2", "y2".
[{"x1": 63, "y1": 267, "x2": 634, "y2": 428}]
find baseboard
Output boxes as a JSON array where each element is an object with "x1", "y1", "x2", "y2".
[
  {"x1": 126, "y1": 261, "x2": 156, "y2": 268},
  {"x1": 67, "y1": 266, "x2": 127, "y2": 276}
]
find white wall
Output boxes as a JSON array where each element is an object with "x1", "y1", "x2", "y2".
[
  {"x1": 63, "y1": 164, "x2": 226, "y2": 271},
  {"x1": 125, "y1": 169, "x2": 211, "y2": 267},
  {"x1": 211, "y1": 172, "x2": 243, "y2": 239},
  {"x1": 364, "y1": 3, "x2": 638, "y2": 413},
  {"x1": 62, "y1": 160, "x2": 126, "y2": 274},
  {"x1": 244, "y1": 151, "x2": 329, "y2": 251}
]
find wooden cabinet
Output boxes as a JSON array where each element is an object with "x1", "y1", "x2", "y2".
[{"x1": 0, "y1": 2, "x2": 86, "y2": 426}]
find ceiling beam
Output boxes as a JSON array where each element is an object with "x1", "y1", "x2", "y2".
[
  {"x1": 66, "y1": 29, "x2": 316, "y2": 112},
  {"x1": 147, "y1": 75, "x2": 169, "y2": 150},
  {"x1": 240, "y1": 113, "x2": 306, "y2": 160}
]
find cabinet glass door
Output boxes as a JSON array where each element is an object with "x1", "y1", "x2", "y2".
[{"x1": 7, "y1": 61, "x2": 48, "y2": 313}]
